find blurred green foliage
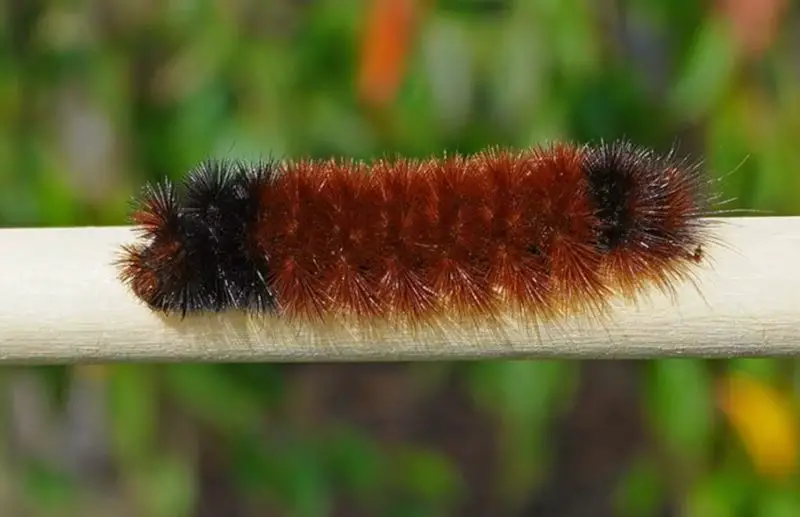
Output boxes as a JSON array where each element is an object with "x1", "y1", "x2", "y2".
[{"x1": 0, "y1": 0, "x2": 799, "y2": 516}]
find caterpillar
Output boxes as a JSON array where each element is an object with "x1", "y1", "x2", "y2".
[{"x1": 117, "y1": 141, "x2": 716, "y2": 330}]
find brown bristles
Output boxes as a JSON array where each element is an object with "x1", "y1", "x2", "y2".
[
  {"x1": 257, "y1": 159, "x2": 336, "y2": 320},
  {"x1": 117, "y1": 141, "x2": 717, "y2": 331}
]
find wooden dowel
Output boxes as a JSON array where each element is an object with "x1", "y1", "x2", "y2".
[{"x1": 0, "y1": 217, "x2": 798, "y2": 363}]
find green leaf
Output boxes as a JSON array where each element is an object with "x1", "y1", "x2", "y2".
[
  {"x1": 685, "y1": 468, "x2": 753, "y2": 517},
  {"x1": 705, "y1": 93, "x2": 761, "y2": 209},
  {"x1": 669, "y1": 18, "x2": 738, "y2": 121},
  {"x1": 108, "y1": 365, "x2": 157, "y2": 468},
  {"x1": 22, "y1": 460, "x2": 78, "y2": 515},
  {"x1": 163, "y1": 364, "x2": 263, "y2": 434},
  {"x1": 468, "y1": 360, "x2": 576, "y2": 501},
  {"x1": 756, "y1": 485, "x2": 800, "y2": 517},
  {"x1": 729, "y1": 359, "x2": 782, "y2": 383},
  {"x1": 646, "y1": 359, "x2": 713, "y2": 470},
  {"x1": 614, "y1": 456, "x2": 665, "y2": 517},
  {"x1": 323, "y1": 426, "x2": 384, "y2": 501},
  {"x1": 138, "y1": 455, "x2": 196, "y2": 517},
  {"x1": 392, "y1": 447, "x2": 463, "y2": 507},
  {"x1": 469, "y1": 360, "x2": 574, "y2": 425},
  {"x1": 233, "y1": 437, "x2": 332, "y2": 517}
]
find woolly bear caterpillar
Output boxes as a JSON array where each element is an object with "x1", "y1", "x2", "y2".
[{"x1": 117, "y1": 141, "x2": 717, "y2": 332}]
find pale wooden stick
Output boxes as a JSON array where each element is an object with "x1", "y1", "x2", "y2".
[{"x1": 0, "y1": 217, "x2": 798, "y2": 364}]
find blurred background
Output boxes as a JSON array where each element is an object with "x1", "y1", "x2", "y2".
[{"x1": 1, "y1": 0, "x2": 799, "y2": 515}]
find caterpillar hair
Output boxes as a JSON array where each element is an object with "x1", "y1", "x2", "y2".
[{"x1": 117, "y1": 141, "x2": 720, "y2": 332}]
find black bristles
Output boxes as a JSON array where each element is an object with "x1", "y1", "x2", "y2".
[
  {"x1": 582, "y1": 140, "x2": 709, "y2": 259},
  {"x1": 130, "y1": 180, "x2": 181, "y2": 241},
  {"x1": 119, "y1": 158, "x2": 279, "y2": 316},
  {"x1": 583, "y1": 141, "x2": 645, "y2": 252}
]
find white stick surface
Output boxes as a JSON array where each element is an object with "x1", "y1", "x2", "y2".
[{"x1": 0, "y1": 217, "x2": 798, "y2": 363}]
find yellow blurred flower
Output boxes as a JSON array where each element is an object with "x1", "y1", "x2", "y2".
[{"x1": 718, "y1": 372, "x2": 798, "y2": 479}]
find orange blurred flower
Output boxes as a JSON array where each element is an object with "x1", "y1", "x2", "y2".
[
  {"x1": 715, "y1": 0, "x2": 787, "y2": 57},
  {"x1": 357, "y1": 0, "x2": 422, "y2": 108}
]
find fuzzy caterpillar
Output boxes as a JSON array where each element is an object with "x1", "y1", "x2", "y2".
[{"x1": 117, "y1": 141, "x2": 715, "y2": 330}]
